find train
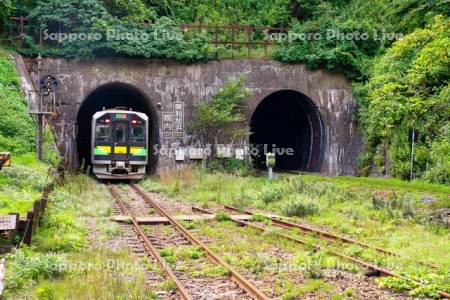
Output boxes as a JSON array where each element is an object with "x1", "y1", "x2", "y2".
[{"x1": 91, "y1": 109, "x2": 148, "y2": 180}]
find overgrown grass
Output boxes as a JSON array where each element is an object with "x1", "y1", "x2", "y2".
[
  {"x1": 280, "y1": 279, "x2": 332, "y2": 300},
  {"x1": 3, "y1": 174, "x2": 158, "y2": 298},
  {"x1": 304, "y1": 175, "x2": 450, "y2": 196},
  {"x1": 141, "y1": 167, "x2": 450, "y2": 297},
  {"x1": 191, "y1": 219, "x2": 346, "y2": 298},
  {"x1": 0, "y1": 154, "x2": 49, "y2": 214},
  {"x1": 33, "y1": 248, "x2": 156, "y2": 299}
]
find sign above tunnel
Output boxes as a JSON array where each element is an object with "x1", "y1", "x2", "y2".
[{"x1": 162, "y1": 102, "x2": 184, "y2": 138}]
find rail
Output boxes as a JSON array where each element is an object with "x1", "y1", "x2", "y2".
[
  {"x1": 109, "y1": 185, "x2": 192, "y2": 300},
  {"x1": 130, "y1": 183, "x2": 269, "y2": 300},
  {"x1": 193, "y1": 206, "x2": 450, "y2": 299},
  {"x1": 224, "y1": 205, "x2": 439, "y2": 269}
]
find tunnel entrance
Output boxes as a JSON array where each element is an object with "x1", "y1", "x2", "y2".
[
  {"x1": 76, "y1": 82, "x2": 158, "y2": 173},
  {"x1": 250, "y1": 90, "x2": 324, "y2": 172}
]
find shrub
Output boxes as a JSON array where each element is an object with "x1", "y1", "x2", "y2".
[
  {"x1": 261, "y1": 185, "x2": 284, "y2": 204},
  {"x1": 224, "y1": 158, "x2": 251, "y2": 176},
  {"x1": 189, "y1": 75, "x2": 253, "y2": 146},
  {"x1": 5, "y1": 249, "x2": 66, "y2": 290},
  {"x1": 357, "y1": 152, "x2": 373, "y2": 176},
  {"x1": 1, "y1": 165, "x2": 48, "y2": 190},
  {"x1": 304, "y1": 251, "x2": 325, "y2": 279},
  {"x1": 281, "y1": 195, "x2": 320, "y2": 217}
]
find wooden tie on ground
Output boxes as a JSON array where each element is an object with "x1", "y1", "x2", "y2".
[{"x1": 112, "y1": 213, "x2": 278, "y2": 224}]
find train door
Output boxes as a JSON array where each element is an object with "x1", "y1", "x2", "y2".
[{"x1": 112, "y1": 121, "x2": 129, "y2": 161}]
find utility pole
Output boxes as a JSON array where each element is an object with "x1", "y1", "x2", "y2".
[
  {"x1": 36, "y1": 54, "x2": 43, "y2": 160},
  {"x1": 410, "y1": 128, "x2": 415, "y2": 181}
]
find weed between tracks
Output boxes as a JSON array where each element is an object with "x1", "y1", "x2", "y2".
[
  {"x1": 140, "y1": 167, "x2": 450, "y2": 298},
  {"x1": 189, "y1": 219, "x2": 358, "y2": 298},
  {"x1": 143, "y1": 223, "x2": 231, "y2": 280}
]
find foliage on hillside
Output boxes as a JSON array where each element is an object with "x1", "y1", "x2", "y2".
[
  {"x1": 357, "y1": 17, "x2": 450, "y2": 183},
  {"x1": 272, "y1": 0, "x2": 449, "y2": 80},
  {"x1": 19, "y1": 0, "x2": 213, "y2": 60},
  {"x1": 3, "y1": 1, "x2": 447, "y2": 66},
  {"x1": 0, "y1": 48, "x2": 35, "y2": 154}
]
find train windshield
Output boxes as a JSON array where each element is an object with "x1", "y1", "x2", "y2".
[
  {"x1": 131, "y1": 124, "x2": 145, "y2": 142},
  {"x1": 95, "y1": 124, "x2": 111, "y2": 141},
  {"x1": 114, "y1": 123, "x2": 127, "y2": 143}
]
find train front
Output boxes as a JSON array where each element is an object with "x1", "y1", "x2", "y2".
[{"x1": 91, "y1": 110, "x2": 148, "y2": 179}]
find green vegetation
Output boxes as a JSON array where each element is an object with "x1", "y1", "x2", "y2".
[
  {"x1": 141, "y1": 168, "x2": 450, "y2": 297},
  {"x1": 0, "y1": 154, "x2": 49, "y2": 214},
  {"x1": 5, "y1": 249, "x2": 67, "y2": 292},
  {"x1": 191, "y1": 264, "x2": 230, "y2": 278},
  {"x1": 357, "y1": 17, "x2": 449, "y2": 183},
  {"x1": 0, "y1": 47, "x2": 35, "y2": 154},
  {"x1": 3, "y1": 175, "x2": 156, "y2": 299},
  {"x1": 214, "y1": 211, "x2": 232, "y2": 222},
  {"x1": 159, "y1": 279, "x2": 176, "y2": 292},
  {"x1": 160, "y1": 245, "x2": 204, "y2": 262},
  {"x1": 0, "y1": 45, "x2": 60, "y2": 167},
  {"x1": 190, "y1": 218, "x2": 338, "y2": 298},
  {"x1": 190, "y1": 74, "x2": 253, "y2": 145},
  {"x1": 281, "y1": 194, "x2": 320, "y2": 217},
  {"x1": 280, "y1": 279, "x2": 332, "y2": 300},
  {"x1": 21, "y1": 0, "x2": 213, "y2": 60}
]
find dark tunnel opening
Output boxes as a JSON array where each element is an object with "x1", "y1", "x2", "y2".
[
  {"x1": 250, "y1": 90, "x2": 324, "y2": 172},
  {"x1": 76, "y1": 82, "x2": 158, "y2": 174}
]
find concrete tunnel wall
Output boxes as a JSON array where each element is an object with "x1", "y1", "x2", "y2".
[{"x1": 21, "y1": 57, "x2": 363, "y2": 176}]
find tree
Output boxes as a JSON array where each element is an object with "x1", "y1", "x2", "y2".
[
  {"x1": 358, "y1": 16, "x2": 450, "y2": 181},
  {"x1": 189, "y1": 74, "x2": 253, "y2": 147},
  {"x1": 0, "y1": 1, "x2": 13, "y2": 33}
]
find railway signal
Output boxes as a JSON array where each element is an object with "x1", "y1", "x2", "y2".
[
  {"x1": 26, "y1": 54, "x2": 58, "y2": 161},
  {"x1": 39, "y1": 75, "x2": 57, "y2": 97}
]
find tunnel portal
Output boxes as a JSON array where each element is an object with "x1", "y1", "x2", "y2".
[
  {"x1": 250, "y1": 90, "x2": 324, "y2": 172},
  {"x1": 76, "y1": 82, "x2": 158, "y2": 173}
]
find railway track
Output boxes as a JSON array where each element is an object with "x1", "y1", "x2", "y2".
[
  {"x1": 198, "y1": 205, "x2": 450, "y2": 299},
  {"x1": 110, "y1": 184, "x2": 269, "y2": 300},
  {"x1": 110, "y1": 183, "x2": 448, "y2": 299},
  {"x1": 110, "y1": 185, "x2": 190, "y2": 299},
  {"x1": 223, "y1": 205, "x2": 439, "y2": 269}
]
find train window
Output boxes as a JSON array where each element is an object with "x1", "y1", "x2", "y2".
[
  {"x1": 95, "y1": 124, "x2": 111, "y2": 141},
  {"x1": 131, "y1": 125, "x2": 145, "y2": 142},
  {"x1": 114, "y1": 123, "x2": 126, "y2": 143}
]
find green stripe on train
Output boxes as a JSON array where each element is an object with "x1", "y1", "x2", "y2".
[
  {"x1": 94, "y1": 147, "x2": 109, "y2": 155},
  {"x1": 132, "y1": 149, "x2": 147, "y2": 156}
]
